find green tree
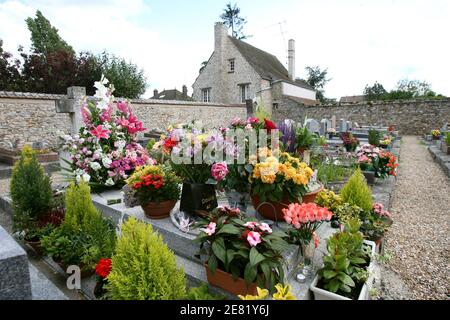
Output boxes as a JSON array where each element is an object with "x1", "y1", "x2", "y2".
[
  {"x1": 304, "y1": 66, "x2": 331, "y2": 103},
  {"x1": 220, "y1": 2, "x2": 250, "y2": 40},
  {"x1": 395, "y1": 79, "x2": 434, "y2": 97},
  {"x1": 97, "y1": 52, "x2": 147, "y2": 98},
  {"x1": 364, "y1": 82, "x2": 387, "y2": 101},
  {"x1": 26, "y1": 10, "x2": 74, "y2": 55},
  {"x1": 0, "y1": 40, "x2": 22, "y2": 91}
]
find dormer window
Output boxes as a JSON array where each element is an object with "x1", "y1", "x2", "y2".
[{"x1": 228, "y1": 59, "x2": 235, "y2": 73}]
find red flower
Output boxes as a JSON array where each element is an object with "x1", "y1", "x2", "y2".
[
  {"x1": 95, "y1": 258, "x2": 112, "y2": 278},
  {"x1": 90, "y1": 125, "x2": 111, "y2": 140},
  {"x1": 163, "y1": 138, "x2": 177, "y2": 150},
  {"x1": 264, "y1": 118, "x2": 277, "y2": 132}
]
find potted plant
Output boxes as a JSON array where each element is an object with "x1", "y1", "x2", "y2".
[
  {"x1": 250, "y1": 151, "x2": 321, "y2": 221},
  {"x1": 94, "y1": 258, "x2": 112, "y2": 299},
  {"x1": 315, "y1": 189, "x2": 344, "y2": 228},
  {"x1": 221, "y1": 164, "x2": 251, "y2": 212},
  {"x1": 327, "y1": 127, "x2": 337, "y2": 139},
  {"x1": 355, "y1": 143, "x2": 380, "y2": 184},
  {"x1": 379, "y1": 135, "x2": 393, "y2": 149},
  {"x1": 295, "y1": 126, "x2": 317, "y2": 164},
  {"x1": 125, "y1": 165, "x2": 181, "y2": 219},
  {"x1": 368, "y1": 129, "x2": 381, "y2": 147},
  {"x1": 431, "y1": 129, "x2": 441, "y2": 140},
  {"x1": 375, "y1": 151, "x2": 398, "y2": 179},
  {"x1": 194, "y1": 208, "x2": 289, "y2": 296},
  {"x1": 360, "y1": 203, "x2": 393, "y2": 248},
  {"x1": 442, "y1": 132, "x2": 450, "y2": 155},
  {"x1": 310, "y1": 219, "x2": 376, "y2": 300},
  {"x1": 341, "y1": 132, "x2": 359, "y2": 152}
]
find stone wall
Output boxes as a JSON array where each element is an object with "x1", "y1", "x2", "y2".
[
  {"x1": 273, "y1": 97, "x2": 450, "y2": 135},
  {"x1": 0, "y1": 92, "x2": 246, "y2": 149}
]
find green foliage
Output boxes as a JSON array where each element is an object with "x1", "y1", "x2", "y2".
[
  {"x1": 364, "y1": 79, "x2": 445, "y2": 101},
  {"x1": 106, "y1": 217, "x2": 186, "y2": 300},
  {"x1": 368, "y1": 129, "x2": 381, "y2": 147},
  {"x1": 220, "y1": 2, "x2": 250, "y2": 40},
  {"x1": 295, "y1": 126, "x2": 316, "y2": 149},
  {"x1": 187, "y1": 284, "x2": 225, "y2": 300},
  {"x1": 364, "y1": 82, "x2": 387, "y2": 101},
  {"x1": 194, "y1": 212, "x2": 289, "y2": 293},
  {"x1": 41, "y1": 181, "x2": 116, "y2": 270},
  {"x1": 304, "y1": 66, "x2": 331, "y2": 102},
  {"x1": 10, "y1": 145, "x2": 53, "y2": 236},
  {"x1": 97, "y1": 52, "x2": 147, "y2": 98},
  {"x1": 334, "y1": 203, "x2": 363, "y2": 225},
  {"x1": 26, "y1": 10, "x2": 74, "y2": 55},
  {"x1": 315, "y1": 189, "x2": 343, "y2": 213},
  {"x1": 445, "y1": 132, "x2": 450, "y2": 146},
  {"x1": 340, "y1": 168, "x2": 373, "y2": 212},
  {"x1": 0, "y1": 40, "x2": 22, "y2": 91},
  {"x1": 316, "y1": 164, "x2": 354, "y2": 185},
  {"x1": 318, "y1": 219, "x2": 372, "y2": 298}
]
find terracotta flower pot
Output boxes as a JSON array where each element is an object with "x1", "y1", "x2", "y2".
[
  {"x1": 204, "y1": 264, "x2": 257, "y2": 296},
  {"x1": 25, "y1": 238, "x2": 43, "y2": 255},
  {"x1": 141, "y1": 200, "x2": 177, "y2": 219},
  {"x1": 251, "y1": 183, "x2": 324, "y2": 221}
]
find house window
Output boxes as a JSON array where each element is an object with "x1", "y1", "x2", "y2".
[
  {"x1": 228, "y1": 59, "x2": 235, "y2": 72},
  {"x1": 201, "y1": 88, "x2": 211, "y2": 102},
  {"x1": 239, "y1": 84, "x2": 250, "y2": 103}
]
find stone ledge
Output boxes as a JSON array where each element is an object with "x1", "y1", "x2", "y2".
[{"x1": 427, "y1": 145, "x2": 450, "y2": 178}]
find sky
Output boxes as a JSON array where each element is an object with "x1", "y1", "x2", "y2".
[{"x1": 0, "y1": 0, "x2": 449, "y2": 99}]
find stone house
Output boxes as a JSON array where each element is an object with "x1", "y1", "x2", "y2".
[
  {"x1": 151, "y1": 85, "x2": 193, "y2": 101},
  {"x1": 192, "y1": 22, "x2": 317, "y2": 115}
]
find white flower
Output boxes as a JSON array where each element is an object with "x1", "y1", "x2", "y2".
[
  {"x1": 102, "y1": 157, "x2": 112, "y2": 168},
  {"x1": 76, "y1": 173, "x2": 91, "y2": 183},
  {"x1": 90, "y1": 161, "x2": 102, "y2": 171},
  {"x1": 105, "y1": 178, "x2": 115, "y2": 186},
  {"x1": 114, "y1": 140, "x2": 126, "y2": 151}
]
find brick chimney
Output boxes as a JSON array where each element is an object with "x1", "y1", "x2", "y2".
[
  {"x1": 153, "y1": 89, "x2": 158, "y2": 98},
  {"x1": 182, "y1": 85, "x2": 188, "y2": 97},
  {"x1": 288, "y1": 39, "x2": 295, "y2": 80}
]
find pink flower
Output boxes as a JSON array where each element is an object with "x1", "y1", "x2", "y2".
[
  {"x1": 247, "y1": 231, "x2": 261, "y2": 247},
  {"x1": 90, "y1": 125, "x2": 110, "y2": 140},
  {"x1": 117, "y1": 101, "x2": 130, "y2": 115},
  {"x1": 247, "y1": 117, "x2": 259, "y2": 124},
  {"x1": 211, "y1": 162, "x2": 228, "y2": 181},
  {"x1": 202, "y1": 222, "x2": 216, "y2": 236},
  {"x1": 258, "y1": 223, "x2": 272, "y2": 234},
  {"x1": 313, "y1": 232, "x2": 319, "y2": 248},
  {"x1": 244, "y1": 221, "x2": 258, "y2": 229}
]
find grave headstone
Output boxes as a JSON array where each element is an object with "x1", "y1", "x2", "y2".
[
  {"x1": 441, "y1": 123, "x2": 448, "y2": 133},
  {"x1": 347, "y1": 121, "x2": 353, "y2": 131},
  {"x1": 0, "y1": 225, "x2": 32, "y2": 300},
  {"x1": 319, "y1": 119, "x2": 328, "y2": 136},
  {"x1": 339, "y1": 119, "x2": 347, "y2": 132},
  {"x1": 331, "y1": 115, "x2": 336, "y2": 129},
  {"x1": 306, "y1": 119, "x2": 320, "y2": 134}
]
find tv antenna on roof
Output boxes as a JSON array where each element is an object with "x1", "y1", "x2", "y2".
[{"x1": 265, "y1": 20, "x2": 288, "y2": 65}]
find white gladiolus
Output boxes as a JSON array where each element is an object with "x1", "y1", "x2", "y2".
[
  {"x1": 105, "y1": 178, "x2": 115, "y2": 186},
  {"x1": 90, "y1": 161, "x2": 102, "y2": 171},
  {"x1": 102, "y1": 157, "x2": 112, "y2": 168}
]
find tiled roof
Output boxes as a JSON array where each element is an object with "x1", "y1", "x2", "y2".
[{"x1": 151, "y1": 89, "x2": 193, "y2": 101}]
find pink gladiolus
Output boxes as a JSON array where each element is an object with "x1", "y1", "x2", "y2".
[
  {"x1": 90, "y1": 125, "x2": 110, "y2": 139},
  {"x1": 117, "y1": 101, "x2": 130, "y2": 115},
  {"x1": 247, "y1": 117, "x2": 259, "y2": 124},
  {"x1": 247, "y1": 231, "x2": 261, "y2": 247},
  {"x1": 211, "y1": 162, "x2": 228, "y2": 181},
  {"x1": 203, "y1": 222, "x2": 216, "y2": 236}
]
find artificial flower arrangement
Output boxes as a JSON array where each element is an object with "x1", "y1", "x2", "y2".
[
  {"x1": 379, "y1": 135, "x2": 393, "y2": 147},
  {"x1": 61, "y1": 76, "x2": 154, "y2": 188},
  {"x1": 125, "y1": 164, "x2": 181, "y2": 219},
  {"x1": 341, "y1": 132, "x2": 359, "y2": 152},
  {"x1": 194, "y1": 206, "x2": 289, "y2": 296}
]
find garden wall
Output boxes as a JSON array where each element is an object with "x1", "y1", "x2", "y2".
[
  {"x1": 273, "y1": 97, "x2": 450, "y2": 135},
  {"x1": 0, "y1": 91, "x2": 247, "y2": 149}
]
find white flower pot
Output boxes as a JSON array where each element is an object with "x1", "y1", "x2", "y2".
[{"x1": 310, "y1": 240, "x2": 376, "y2": 300}]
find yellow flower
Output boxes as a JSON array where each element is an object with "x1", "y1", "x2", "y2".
[
  {"x1": 238, "y1": 287, "x2": 269, "y2": 300},
  {"x1": 273, "y1": 284, "x2": 296, "y2": 300},
  {"x1": 261, "y1": 173, "x2": 276, "y2": 184}
]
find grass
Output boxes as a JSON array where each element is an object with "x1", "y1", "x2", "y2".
[{"x1": 317, "y1": 163, "x2": 355, "y2": 184}]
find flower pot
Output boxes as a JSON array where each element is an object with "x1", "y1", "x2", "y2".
[
  {"x1": 25, "y1": 238, "x2": 43, "y2": 255},
  {"x1": 432, "y1": 135, "x2": 440, "y2": 140},
  {"x1": 180, "y1": 182, "x2": 218, "y2": 215},
  {"x1": 141, "y1": 200, "x2": 177, "y2": 219},
  {"x1": 54, "y1": 259, "x2": 95, "y2": 279},
  {"x1": 251, "y1": 183, "x2": 324, "y2": 221},
  {"x1": 310, "y1": 240, "x2": 376, "y2": 300},
  {"x1": 94, "y1": 278, "x2": 108, "y2": 300},
  {"x1": 225, "y1": 189, "x2": 250, "y2": 213},
  {"x1": 204, "y1": 264, "x2": 257, "y2": 296},
  {"x1": 362, "y1": 170, "x2": 376, "y2": 185}
]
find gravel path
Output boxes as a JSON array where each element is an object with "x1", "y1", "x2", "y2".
[{"x1": 381, "y1": 136, "x2": 450, "y2": 300}]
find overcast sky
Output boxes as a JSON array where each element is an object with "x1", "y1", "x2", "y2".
[{"x1": 0, "y1": 0, "x2": 448, "y2": 99}]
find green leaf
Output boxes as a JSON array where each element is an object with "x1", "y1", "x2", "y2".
[
  {"x1": 212, "y1": 240, "x2": 226, "y2": 264},
  {"x1": 338, "y1": 273, "x2": 355, "y2": 287},
  {"x1": 208, "y1": 255, "x2": 218, "y2": 274},
  {"x1": 244, "y1": 262, "x2": 257, "y2": 285},
  {"x1": 249, "y1": 247, "x2": 265, "y2": 266},
  {"x1": 350, "y1": 257, "x2": 366, "y2": 265},
  {"x1": 216, "y1": 224, "x2": 241, "y2": 235},
  {"x1": 327, "y1": 279, "x2": 340, "y2": 293},
  {"x1": 226, "y1": 250, "x2": 235, "y2": 267},
  {"x1": 323, "y1": 270, "x2": 338, "y2": 279}
]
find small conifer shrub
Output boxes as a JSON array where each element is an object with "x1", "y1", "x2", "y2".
[
  {"x1": 106, "y1": 217, "x2": 186, "y2": 300},
  {"x1": 340, "y1": 168, "x2": 373, "y2": 212}
]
